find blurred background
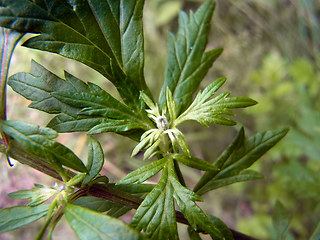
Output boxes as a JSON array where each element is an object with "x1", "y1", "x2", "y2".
[{"x1": 1, "y1": 0, "x2": 319, "y2": 239}]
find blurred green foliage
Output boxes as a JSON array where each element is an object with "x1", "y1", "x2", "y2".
[
  {"x1": 247, "y1": 53, "x2": 320, "y2": 160},
  {"x1": 243, "y1": 52, "x2": 320, "y2": 239}
]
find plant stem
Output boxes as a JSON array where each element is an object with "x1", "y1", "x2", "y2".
[
  {"x1": 0, "y1": 29, "x2": 23, "y2": 121},
  {"x1": 0, "y1": 29, "x2": 23, "y2": 166},
  {"x1": 35, "y1": 213, "x2": 54, "y2": 240}
]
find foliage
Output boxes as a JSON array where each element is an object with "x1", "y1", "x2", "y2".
[
  {"x1": 246, "y1": 53, "x2": 320, "y2": 160},
  {"x1": 0, "y1": 1, "x2": 289, "y2": 239},
  {"x1": 242, "y1": 52, "x2": 320, "y2": 238}
]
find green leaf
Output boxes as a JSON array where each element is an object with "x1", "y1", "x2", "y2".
[
  {"x1": 172, "y1": 153, "x2": 219, "y2": 171},
  {"x1": 214, "y1": 127, "x2": 245, "y2": 169},
  {"x1": 272, "y1": 200, "x2": 290, "y2": 240},
  {"x1": 0, "y1": 204, "x2": 49, "y2": 233},
  {"x1": 130, "y1": 162, "x2": 178, "y2": 240},
  {"x1": 0, "y1": 28, "x2": 23, "y2": 120},
  {"x1": 83, "y1": 137, "x2": 104, "y2": 185},
  {"x1": 73, "y1": 196, "x2": 131, "y2": 218},
  {"x1": 73, "y1": 196, "x2": 118, "y2": 213},
  {"x1": 106, "y1": 206, "x2": 131, "y2": 219},
  {"x1": 64, "y1": 204, "x2": 143, "y2": 240},
  {"x1": 47, "y1": 113, "x2": 105, "y2": 133},
  {"x1": 207, "y1": 215, "x2": 234, "y2": 240},
  {"x1": 87, "y1": 119, "x2": 145, "y2": 135},
  {"x1": 8, "y1": 61, "x2": 85, "y2": 115},
  {"x1": 310, "y1": 221, "x2": 320, "y2": 240},
  {"x1": 130, "y1": 159, "x2": 225, "y2": 239},
  {"x1": 196, "y1": 170, "x2": 264, "y2": 195},
  {"x1": 8, "y1": 184, "x2": 57, "y2": 207},
  {"x1": 1, "y1": 120, "x2": 87, "y2": 173},
  {"x1": 115, "y1": 183, "x2": 154, "y2": 195},
  {"x1": 171, "y1": 128, "x2": 191, "y2": 156},
  {"x1": 51, "y1": 82, "x2": 140, "y2": 120},
  {"x1": 220, "y1": 128, "x2": 289, "y2": 176},
  {"x1": 140, "y1": 91, "x2": 157, "y2": 113},
  {"x1": 131, "y1": 129, "x2": 162, "y2": 159},
  {"x1": 187, "y1": 227, "x2": 202, "y2": 240},
  {"x1": 9, "y1": 61, "x2": 150, "y2": 136},
  {"x1": 166, "y1": 87, "x2": 176, "y2": 122},
  {"x1": 174, "y1": 78, "x2": 257, "y2": 127},
  {"x1": 173, "y1": 191, "x2": 223, "y2": 239},
  {"x1": 117, "y1": 157, "x2": 167, "y2": 185},
  {"x1": 195, "y1": 128, "x2": 288, "y2": 196},
  {"x1": 159, "y1": 0, "x2": 222, "y2": 114},
  {"x1": 194, "y1": 127, "x2": 245, "y2": 192},
  {"x1": 170, "y1": 165, "x2": 224, "y2": 240},
  {"x1": 0, "y1": 0, "x2": 152, "y2": 109}
]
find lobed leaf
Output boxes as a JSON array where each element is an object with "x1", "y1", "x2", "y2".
[
  {"x1": 159, "y1": 0, "x2": 222, "y2": 114},
  {"x1": 47, "y1": 113, "x2": 105, "y2": 133},
  {"x1": 194, "y1": 127, "x2": 245, "y2": 193},
  {"x1": 188, "y1": 215, "x2": 234, "y2": 240},
  {"x1": 88, "y1": 120, "x2": 145, "y2": 135},
  {"x1": 0, "y1": 205, "x2": 49, "y2": 233},
  {"x1": 8, "y1": 61, "x2": 85, "y2": 115},
  {"x1": 172, "y1": 153, "x2": 219, "y2": 171},
  {"x1": 64, "y1": 204, "x2": 143, "y2": 240},
  {"x1": 170, "y1": 162, "x2": 225, "y2": 240},
  {"x1": 0, "y1": 0, "x2": 152, "y2": 109},
  {"x1": 8, "y1": 184, "x2": 57, "y2": 207},
  {"x1": 195, "y1": 128, "x2": 289, "y2": 196},
  {"x1": 220, "y1": 128, "x2": 289, "y2": 176},
  {"x1": 130, "y1": 162, "x2": 178, "y2": 240},
  {"x1": 117, "y1": 157, "x2": 167, "y2": 185},
  {"x1": 196, "y1": 170, "x2": 264, "y2": 195},
  {"x1": 174, "y1": 78, "x2": 257, "y2": 127},
  {"x1": 130, "y1": 159, "x2": 228, "y2": 239},
  {"x1": 9, "y1": 61, "x2": 150, "y2": 136},
  {"x1": 51, "y1": 82, "x2": 138, "y2": 120},
  {"x1": 1, "y1": 120, "x2": 87, "y2": 173}
]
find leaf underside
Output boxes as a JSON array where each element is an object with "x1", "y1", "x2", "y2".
[{"x1": 0, "y1": 205, "x2": 49, "y2": 233}]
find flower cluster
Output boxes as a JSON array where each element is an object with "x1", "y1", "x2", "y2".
[{"x1": 131, "y1": 91, "x2": 190, "y2": 160}]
